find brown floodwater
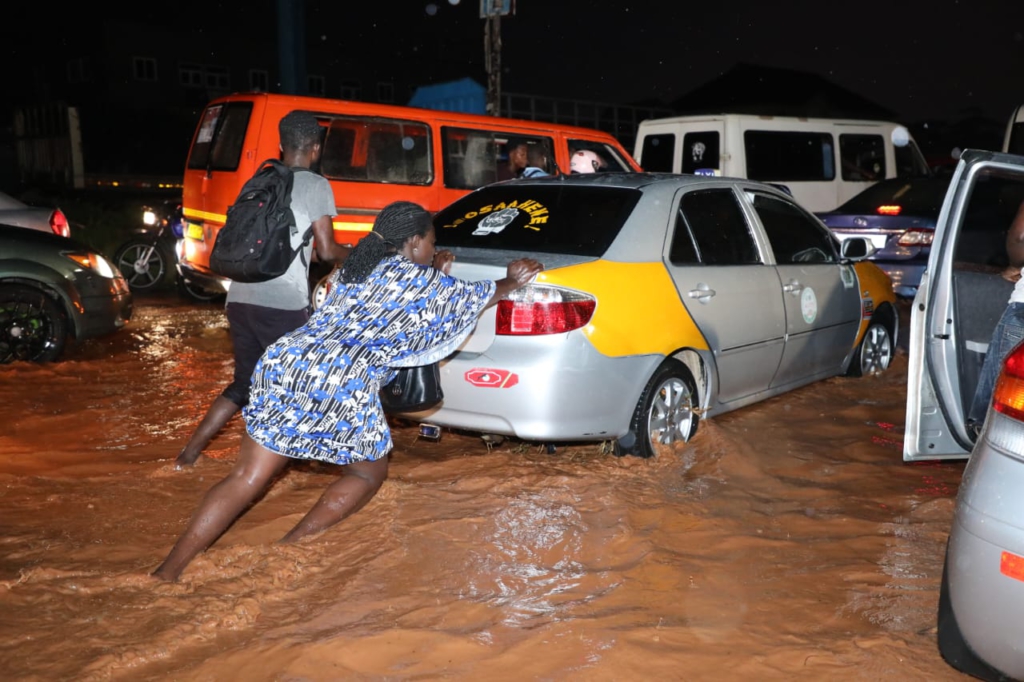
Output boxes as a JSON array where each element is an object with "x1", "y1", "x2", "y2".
[{"x1": 0, "y1": 294, "x2": 972, "y2": 681}]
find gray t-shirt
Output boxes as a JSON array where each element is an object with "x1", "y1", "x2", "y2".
[{"x1": 226, "y1": 169, "x2": 337, "y2": 310}]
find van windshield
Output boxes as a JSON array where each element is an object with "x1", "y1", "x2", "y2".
[{"x1": 434, "y1": 185, "x2": 641, "y2": 257}]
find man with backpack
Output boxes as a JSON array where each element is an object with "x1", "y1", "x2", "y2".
[{"x1": 175, "y1": 111, "x2": 348, "y2": 468}]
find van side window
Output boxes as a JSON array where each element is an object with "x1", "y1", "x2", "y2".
[
  {"x1": 567, "y1": 140, "x2": 632, "y2": 173},
  {"x1": 681, "y1": 132, "x2": 720, "y2": 175},
  {"x1": 744, "y1": 131, "x2": 835, "y2": 182},
  {"x1": 441, "y1": 128, "x2": 553, "y2": 189},
  {"x1": 751, "y1": 193, "x2": 837, "y2": 264},
  {"x1": 674, "y1": 189, "x2": 760, "y2": 265},
  {"x1": 839, "y1": 134, "x2": 885, "y2": 181},
  {"x1": 319, "y1": 116, "x2": 432, "y2": 185},
  {"x1": 187, "y1": 102, "x2": 253, "y2": 172},
  {"x1": 639, "y1": 134, "x2": 675, "y2": 172}
]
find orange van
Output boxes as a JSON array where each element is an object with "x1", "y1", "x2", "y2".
[{"x1": 177, "y1": 92, "x2": 641, "y2": 293}]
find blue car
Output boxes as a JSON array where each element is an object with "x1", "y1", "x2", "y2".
[{"x1": 818, "y1": 175, "x2": 1016, "y2": 297}]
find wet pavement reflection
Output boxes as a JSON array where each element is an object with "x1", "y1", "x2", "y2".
[{"x1": 0, "y1": 295, "x2": 972, "y2": 680}]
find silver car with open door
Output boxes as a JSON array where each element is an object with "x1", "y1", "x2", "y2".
[{"x1": 904, "y1": 149, "x2": 1024, "y2": 680}]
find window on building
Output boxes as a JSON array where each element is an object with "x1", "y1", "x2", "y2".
[
  {"x1": 340, "y1": 80, "x2": 361, "y2": 100},
  {"x1": 66, "y1": 58, "x2": 89, "y2": 84},
  {"x1": 133, "y1": 57, "x2": 157, "y2": 82},
  {"x1": 377, "y1": 82, "x2": 394, "y2": 103},
  {"x1": 249, "y1": 69, "x2": 268, "y2": 92},
  {"x1": 179, "y1": 64, "x2": 203, "y2": 88},
  {"x1": 204, "y1": 66, "x2": 230, "y2": 89},
  {"x1": 308, "y1": 75, "x2": 325, "y2": 96}
]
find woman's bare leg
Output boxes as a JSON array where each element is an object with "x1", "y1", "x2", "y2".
[
  {"x1": 153, "y1": 434, "x2": 290, "y2": 582},
  {"x1": 279, "y1": 457, "x2": 389, "y2": 544}
]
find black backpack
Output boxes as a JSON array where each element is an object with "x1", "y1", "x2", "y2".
[{"x1": 209, "y1": 159, "x2": 313, "y2": 283}]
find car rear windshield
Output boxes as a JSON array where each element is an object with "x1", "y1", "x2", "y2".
[
  {"x1": 434, "y1": 184, "x2": 642, "y2": 256},
  {"x1": 832, "y1": 179, "x2": 949, "y2": 215}
]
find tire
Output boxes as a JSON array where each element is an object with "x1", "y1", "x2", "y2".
[
  {"x1": 175, "y1": 275, "x2": 223, "y2": 303},
  {"x1": 310, "y1": 272, "x2": 333, "y2": 311},
  {"x1": 937, "y1": 548, "x2": 1011, "y2": 681},
  {"x1": 114, "y1": 240, "x2": 168, "y2": 291},
  {"x1": 847, "y1": 320, "x2": 893, "y2": 377},
  {"x1": 616, "y1": 359, "x2": 700, "y2": 458},
  {"x1": 0, "y1": 284, "x2": 67, "y2": 363}
]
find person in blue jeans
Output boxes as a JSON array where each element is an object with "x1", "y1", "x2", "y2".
[{"x1": 968, "y1": 200, "x2": 1024, "y2": 438}]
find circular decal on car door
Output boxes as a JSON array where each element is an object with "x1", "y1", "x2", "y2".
[{"x1": 801, "y1": 287, "x2": 818, "y2": 324}]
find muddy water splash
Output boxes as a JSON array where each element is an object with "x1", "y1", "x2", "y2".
[{"x1": 0, "y1": 296, "x2": 968, "y2": 680}]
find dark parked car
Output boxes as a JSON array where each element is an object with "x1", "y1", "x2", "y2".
[
  {"x1": 0, "y1": 223, "x2": 132, "y2": 363},
  {"x1": 818, "y1": 176, "x2": 1020, "y2": 297}
]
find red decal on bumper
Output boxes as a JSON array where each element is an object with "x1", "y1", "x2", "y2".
[{"x1": 464, "y1": 368, "x2": 519, "y2": 388}]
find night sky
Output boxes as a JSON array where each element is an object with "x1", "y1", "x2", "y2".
[{"x1": 6, "y1": 0, "x2": 1024, "y2": 125}]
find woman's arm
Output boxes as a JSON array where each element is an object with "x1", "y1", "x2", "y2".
[{"x1": 486, "y1": 259, "x2": 544, "y2": 308}]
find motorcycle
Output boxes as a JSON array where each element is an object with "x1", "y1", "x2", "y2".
[{"x1": 114, "y1": 199, "x2": 221, "y2": 302}]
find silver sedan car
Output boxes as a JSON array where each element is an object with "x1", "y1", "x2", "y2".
[
  {"x1": 403, "y1": 172, "x2": 898, "y2": 458},
  {"x1": 0, "y1": 191, "x2": 70, "y2": 238}
]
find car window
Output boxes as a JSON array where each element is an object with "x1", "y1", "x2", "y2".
[
  {"x1": 639, "y1": 134, "x2": 674, "y2": 172},
  {"x1": 434, "y1": 185, "x2": 641, "y2": 257},
  {"x1": 751, "y1": 193, "x2": 838, "y2": 264},
  {"x1": 187, "y1": 101, "x2": 253, "y2": 172},
  {"x1": 567, "y1": 139, "x2": 633, "y2": 173},
  {"x1": 831, "y1": 178, "x2": 950, "y2": 215},
  {"x1": 839, "y1": 134, "x2": 885, "y2": 181},
  {"x1": 681, "y1": 132, "x2": 720, "y2": 175},
  {"x1": 319, "y1": 115, "x2": 432, "y2": 185},
  {"x1": 673, "y1": 189, "x2": 760, "y2": 265},
  {"x1": 744, "y1": 131, "x2": 836, "y2": 182},
  {"x1": 954, "y1": 175, "x2": 1024, "y2": 268}
]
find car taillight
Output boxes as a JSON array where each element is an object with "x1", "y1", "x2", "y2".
[
  {"x1": 495, "y1": 285, "x2": 596, "y2": 335},
  {"x1": 877, "y1": 205, "x2": 902, "y2": 216},
  {"x1": 992, "y1": 342, "x2": 1024, "y2": 421},
  {"x1": 50, "y1": 209, "x2": 69, "y2": 238},
  {"x1": 897, "y1": 228, "x2": 933, "y2": 246}
]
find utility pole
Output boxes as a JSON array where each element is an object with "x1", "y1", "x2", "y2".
[
  {"x1": 277, "y1": 0, "x2": 307, "y2": 95},
  {"x1": 482, "y1": 0, "x2": 514, "y2": 116}
]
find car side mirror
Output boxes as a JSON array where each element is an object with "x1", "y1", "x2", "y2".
[{"x1": 841, "y1": 236, "x2": 876, "y2": 261}]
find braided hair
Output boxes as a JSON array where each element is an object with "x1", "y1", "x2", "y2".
[{"x1": 340, "y1": 201, "x2": 433, "y2": 283}]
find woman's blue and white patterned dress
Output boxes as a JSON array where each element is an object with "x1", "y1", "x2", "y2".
[{"x1": 244, "y1": 255, "x2": 495, "y2": 464}]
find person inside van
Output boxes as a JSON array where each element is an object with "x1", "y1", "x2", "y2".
[
  {"x1": 522, "y1": 144, "x2": 552, "y2": 178},
  {"x1": 500, "y1": 138, "x2": 530, "y2": 180}
]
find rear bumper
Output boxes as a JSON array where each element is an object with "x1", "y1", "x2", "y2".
[{"x1": 410, "y1": 333, "x2": 663, "y2": 442}]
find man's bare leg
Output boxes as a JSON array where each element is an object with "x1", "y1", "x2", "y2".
[
  {"x1": 153, "y1": 434, "x2": 289, "y2": 582},
  {"x1": 175, "y1": 395, "x2": 240, "y2": 467},
  {"x1": 279, "y1": 457, "x2": 389, "y2": 544}
]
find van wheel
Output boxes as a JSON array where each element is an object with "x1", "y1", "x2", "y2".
[
  {"x1": 615, "y1": 360, "x2": 699, "y2": 458},
  {"x1": 848, "y1": 321, "x2": 892, "y2": 377},
  {"x1": 937, "y1": 546, "x2": 1010, "y2": 680}
]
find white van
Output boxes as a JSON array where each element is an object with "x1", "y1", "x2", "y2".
[
  {"x1": 634, "y1": 114, "x2": 931, "y2": 212},
  {"x1": 1003, "y1": 104, "x2": 1024, "y2": 154}
]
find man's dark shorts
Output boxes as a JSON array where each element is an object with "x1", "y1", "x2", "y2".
[{"x1": 223, "y1": 302, "x2": 309, "y2": 407}]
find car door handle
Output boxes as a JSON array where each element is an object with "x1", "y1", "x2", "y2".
[
  {"x1": 782, "y1": 280, "x2": 803, "y2": 295},
  {"x1": 688, "y1": 284, "x2": 716, "y2": 304}
]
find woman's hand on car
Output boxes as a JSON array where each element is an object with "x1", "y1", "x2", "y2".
[
  {"x1": 432, "y1": 249, "x2": 456, "y2": 275},
  {"x1": 507, "y1": 258, "x2": 544, "y2": 286}
]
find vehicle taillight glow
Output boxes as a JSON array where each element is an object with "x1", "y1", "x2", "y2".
[
  {"x1": 992, "y1": 342, "x2": 1024, "y2": 421},
  {"x1": 897, "y1": 228, "x2": 933, "y2": 246},
  {"x1": 50, "y1": 209, "x2": 69, "y2": 238},
  {"x1": 1001, "y1": 551, "x2": 1024, "y2": 582},
  {"x1": 496, "y1": 285, "x2": 596, "y2": 335},
  {"x1": 877, "y1": 205, "x2": 902, "y2": 216}
]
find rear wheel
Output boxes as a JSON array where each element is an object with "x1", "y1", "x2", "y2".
[
  {"x1": 848, "y1": 320, "x2": 893, "y2": 377},
  {"x1": 0, "y1": 284, "x2": 67, "y2": 363},
  {"x1": 175, "y1": 275, "x2": 223, "y2": 303},
  {"x1": 616, "y1": 359, "x2": 699, "y2": 458}
]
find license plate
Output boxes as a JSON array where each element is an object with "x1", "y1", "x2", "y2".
[{"x1": 186, "y1": 223, "x2": 204, "y2": 240}]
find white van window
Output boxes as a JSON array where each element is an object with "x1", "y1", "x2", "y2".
[
  {"x1": 639, "y1": 134, "x2": 675, "y2": 172},
  {"x1": 1008, "y1": 122, "x2": 1024, "y2": 156},
  {"x1": 744, "y1": 131, "x2": 835, "y2": 182},
  {"x1": 895, "y1": 140, "x2": 932, "y2": 178},
  {"x1": 318, "y1": 116, "x2": 431, "y2": 185},
  {"x1": 681, "y1": 132, "x2": 720, "y2": 175},
  {"x1": 839, "y1": 134, "x2": 885, "y2": 181}
]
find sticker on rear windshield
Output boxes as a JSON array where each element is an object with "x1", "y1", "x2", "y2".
[{"x1": 472, "y1": 208, "x2": 519, "y2": 236}]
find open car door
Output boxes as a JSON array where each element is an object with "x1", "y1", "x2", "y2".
[{"x1": 905, "y1": 150, "x2": 1024, "y2": 461}]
